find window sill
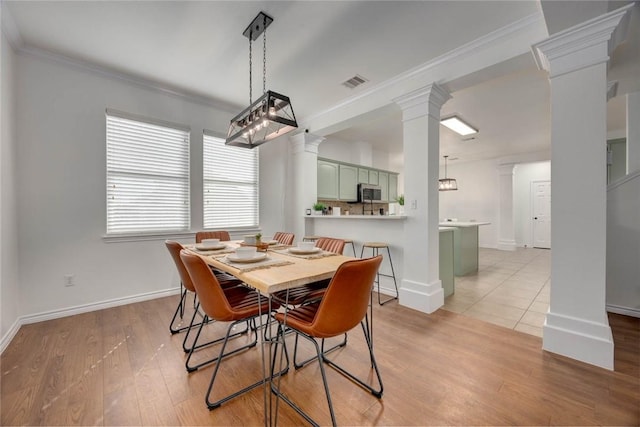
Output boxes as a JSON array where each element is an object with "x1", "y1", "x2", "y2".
[{"x1": 102, "y1": 227, "x2": 263, "y2": 243}]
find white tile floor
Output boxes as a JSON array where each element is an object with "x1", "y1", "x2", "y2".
[{"x1": 442, "y1": 247, "x2": 550, "y2": 337}]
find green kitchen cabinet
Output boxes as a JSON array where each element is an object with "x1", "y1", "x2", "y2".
[
  {"x1": 379, "y1": 172, "x2": 389, "y2": 202},
  {"x1": 439, "y1": 228, "x2": 455, "y2": 297},
  {"x1": 368, "y1": 170, "x2": 379, "y2": 185},
  {"x1": 358, "y1": 168, "x2": 369, "y2": 184},
  {"x1": 317, "y1": 160, "x2": 339, "y2": 200},
  {"x1": 389, "y1": 173, "x2": 398, "y2": 202},
  {"x1": 339, "y1": 164, "x2": 358, "y2": 201}
]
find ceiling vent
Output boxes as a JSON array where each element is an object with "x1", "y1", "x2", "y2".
[{"x1": 342, "y1": 74, "x2": 368, "y2": 89}]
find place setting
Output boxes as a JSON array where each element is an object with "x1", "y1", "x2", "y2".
[
  {"x1": 219, "y1": 246, "x2": 293, "y2": 272},
  {"x1": 274, "y1": 241, "x2": 338, "y2": 259},
  {"x1": 190, "y1": 238, "x2": 235, "y2": 256}
]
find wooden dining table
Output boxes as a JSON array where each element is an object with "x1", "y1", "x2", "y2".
[{"x1": 185, "y1": 240, "x2": 355, "y2": 425}]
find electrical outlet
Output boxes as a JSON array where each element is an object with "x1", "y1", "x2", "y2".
[
  {"x1": 64, "y1": 274, "x2": 75, "y2": 287},
  {"x1": 411, "y1": 199, "x2": 418, "y2": 209}
]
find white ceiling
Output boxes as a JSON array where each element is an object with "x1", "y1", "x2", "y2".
[{"x1": 3, "y1": 1, "x2": 637, "y2": 163}]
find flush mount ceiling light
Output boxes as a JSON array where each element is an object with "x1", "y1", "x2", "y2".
[
  {"x1": 226, "y1": 12, "x2": 298, "y2": 149},
  {"x1": 440, "y1": 116, "x2": 478, "y2": 136},
  {"x1": 439, "y1": 155, "x2": 458, "y2": 191}
]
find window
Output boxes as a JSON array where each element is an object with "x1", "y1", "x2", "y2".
[
  {"x1": 106, "y1": 110, "x2": 190, "y2": 234},
  {"x1": 203, "y1": 132, "x2": 258, "y2": 228}
]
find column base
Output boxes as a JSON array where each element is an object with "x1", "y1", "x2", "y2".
[
  {"x1": 399, "y1": 279, "x2": 443, "y2": 314},
  {"x1": 543, "y1": 311, "x2": 614, "y2": 370},
  {"x1": 497, "y1": 239, "x2": 517, "y2": 251}
]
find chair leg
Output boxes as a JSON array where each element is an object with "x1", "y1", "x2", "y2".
[
  {"x1": 169, "y1": 288, "x2": 189, "y2": 334},
  {"x1": 292, "y1": 333, "x2": 348, "y2": 370},
  {"x1": 322, "y1": 315, "x2": 384, "y2": 398},
  {"x1": 185, "y1": 314, "x2": 256, "y2": 373},
  {"x1": 206, "y1": 317, "x2": 288, "y2": 410},
  {"x1": 271, "y1": 326, "x2": 337, "y2": 427}
]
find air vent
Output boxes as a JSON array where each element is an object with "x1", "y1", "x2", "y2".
[{"x1": 342, "y1": 74, "x2": 368, "y2": 89}]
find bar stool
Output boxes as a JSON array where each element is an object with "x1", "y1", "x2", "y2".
[
  {"x1": 360, "y1": 242, "x2": 398, "y2": 305},
  {"x1": 343, "y1": 239, "x2": 357, "y2": 257}
]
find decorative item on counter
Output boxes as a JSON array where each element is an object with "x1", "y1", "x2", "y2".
[
  {"x1": 255, "y1": 233, "x2": 262, "y2": 245},
  {"x1": 333, "y1": 207, "x2": 341, "y2": 216},
  {"x1": 306, "y1": 209, "x2": 311, "y2": 216},
  {"x1": 396, "y1": 194, "x2": 405, "y2": 216},
  {"x1": 313, "y1": 202, "x2": 325, "y2": 216}
]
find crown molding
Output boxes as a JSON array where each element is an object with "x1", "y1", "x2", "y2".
[
  {"x1": 16, "y1": 43, "x2": 240, "y2": 113},
  {"x1": 532, "y1": 3, "x2": 634, "y2": 78},
  {"x1": 394, "y1": 83, "x2": 451, "y2": 122},
  {"x1": 1, "y1": 2, "x2": 24, "y2": 50},
  {"x1": 303, "y1": 12, "x2": 545, "y2": 125}
]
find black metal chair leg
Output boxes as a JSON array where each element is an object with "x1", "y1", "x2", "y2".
[
  {"x1": 170, "y1": 288, "x2": 191, "y2": 334},
  {"x1": 292, "y1": 333, "x2": 348, "y2": 369}
]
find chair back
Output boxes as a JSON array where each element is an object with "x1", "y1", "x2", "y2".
[
  {"x1": 310, "y1": 255, "x2": 382, "y2": 337},
  {"x1": 195, "y1": 230, "x2": 231, "y2": 243},
  {"x1": 315, "y1": 237, "x2": 346, "y2": 255},
  {"x1": 180, "y1": 250, "x2": 236, "y2": 321},
  {"x1": 273, "y1": 232, "x2": 295, "y2": 246},
  {"x1": 165, "y1": 241, "x2": 197, "y2": 292}
]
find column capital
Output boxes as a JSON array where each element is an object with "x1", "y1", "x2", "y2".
[
  {"x1": 532, "y1": 3, "x2": 633, "y2": 78},
  {"x1": 393, "y1": 83, "x2": 451, "y2": 121},
  {"x1": 497, "y1": 163, "x2": 515, "y2": 176},
  {"x1": 290, "y1": 132, "x2": 325, "y2": 155}
]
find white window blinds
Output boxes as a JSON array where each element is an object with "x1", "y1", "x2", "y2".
[
  {"x1": 203, "y1": 133, "x2": 258, "y2": 228},
  {"x1": 106, "y1": 111, "x2": 190, "y2": 234}
]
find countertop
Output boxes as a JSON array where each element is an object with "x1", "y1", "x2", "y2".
[
  {"x1": 438, "y1": 221, "x2": 491, "y2": 227},
  {"x1": 306, "y1": 215, "x2": 407, "y2": 220}
]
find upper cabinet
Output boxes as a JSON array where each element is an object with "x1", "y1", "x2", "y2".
[
  {"x1": 317, "y1": 160, "x2": 339, "y2": 200},
  {"x1": 318, "y1": 158, "x2": 399, "y2": 203}
]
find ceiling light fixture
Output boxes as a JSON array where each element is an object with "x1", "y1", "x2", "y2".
[
  {"x1": 226, "y1": 12, "x2": 298, "y2": 149},
  {"x1": 439, "y1": 155, "x2": 458, "y2": 191},
  {"x1": 440, "y1": 116, "x2": 478, "y2": 136}
]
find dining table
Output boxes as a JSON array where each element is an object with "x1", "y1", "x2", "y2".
[{"x1": 185, "y1": 240, "x2": 355, "y2": 425}]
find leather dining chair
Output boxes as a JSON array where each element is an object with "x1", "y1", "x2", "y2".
[
  {"x1": 195, "y1": 230, "x2": 231, "y2": 243},
  {"x1": 165, "y1": 241, "x2": 249, "y2": 371},
  {"x1": 271, "y1": 255, "x2": 384, "y2": 426},
  {"x1": 180, "y1": 250, "x2": 285, "y2": 410},
  {"x1": 273, "y1": 231, "x2": 295, "y2": 246}
]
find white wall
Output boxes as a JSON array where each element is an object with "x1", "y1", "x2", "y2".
[
  {"x1": 606, "y1": 171, "x2": 640, "y2": 315},
  {"x1": 438, "y1": 159, "x2": 499, "y2": 248},
  {"x1": 257, "y1": 136, "x2": 290, "y2": 239},
  {"x1": 14, "y1": 51, "x2": 239, "y2": 318},
  {"x1": 1, "y1": 26, "x2": 20, "y2": 345},
  {"x1": 513, "y1": 161, "x2": 551, "y2": 247}
]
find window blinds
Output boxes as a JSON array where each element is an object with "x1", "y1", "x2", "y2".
[
  {"x1": 203, "y1": 133, "x2": 258, "y2": 228},
  {"x1": 106, "y1": 111, "x2": 190, "y2": 234}
]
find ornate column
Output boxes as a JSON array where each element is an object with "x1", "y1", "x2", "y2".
[
  {"x1": 394, "y1": 83, "x2": 451, "y2": 314},
  {"x1": 290, "y1": 132, "x2": 324, "y2": 243},
  {"x1": 532, "y1": 4, "x2": 632, "y2": 369},
  {"x1": 497, "y1": 164, "x2": 516, "y2": 251}
]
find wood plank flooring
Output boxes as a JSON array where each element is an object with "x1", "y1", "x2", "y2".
[{"x1": 1, "y1": 295, "x2": 638, "y2": 426}]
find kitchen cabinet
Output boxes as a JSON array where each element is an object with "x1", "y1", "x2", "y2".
[
  {"x1": 439, "y1": 228, "x2": 455, "y2": 297},
  {"x1": 358, "y1": 168, "x2": 369, "y2": 184},
  {"x1": 379, "y1": 172, "x2": 389, "y2": 202},
  {"x1": 389, "y1": 174, "x2": 398, "y2": 202},
  {"x1": 317, "y1": 160, "x2": 339, "y2": 200},
  {"x1": 339, "y1": 165, "x2": 358, "y2": 201},
  {"x1": 368, "y1": 170, "x2": 379, "y2": 185}
]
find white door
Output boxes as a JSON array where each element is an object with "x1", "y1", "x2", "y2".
[{"x1": 531, "y1": 181, "x2": 551, "y2": 249}]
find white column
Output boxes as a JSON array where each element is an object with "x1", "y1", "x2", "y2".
[
  {"x1": 626, "y1": 91, "x2": 640, "y2": 173},
  {"x1": 290, "y1": 132, "x2": 324, "y2": 243},
  {"x1": 497, "y1": 164, "x2": 516, "y2": 251},
  {"x1": 532, "y1": 4, "x2": 632, "y2": 370},
  {"x1": 394, "y1": 84, "x2": 450, "y2": 314}
]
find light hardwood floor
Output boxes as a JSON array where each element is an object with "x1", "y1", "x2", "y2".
[{"x1": 1, "y1": 294, "x2": 638, "y2": 426}]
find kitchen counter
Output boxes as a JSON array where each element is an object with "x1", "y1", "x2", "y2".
[
  {"x1": 439, "y1": 221, "x2": 491, "y2": 227},
  {"x1": 438, "y1": 221, "x2": 491, "y2": 276},
  {"x1": 306, "y1": 215, "x2": 407, "y2": 220}
]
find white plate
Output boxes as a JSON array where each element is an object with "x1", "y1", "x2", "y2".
[
  {"x1": 226, "y1": 252, "x2": 268, "y2": 263},
  {"x1": 265, "y1": 240, "x2": 279, "y2": 245},
  {"x1": 288, "y1": 247, "x2": 321, "y2": 255},
  {"x1": 195, "y1": 244, "x2": 227, "y2": 251}
]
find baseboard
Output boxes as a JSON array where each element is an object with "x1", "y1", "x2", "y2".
[
  {"x1": 607, "y1": 304, "x2": 640, "y2": 318},
  {"x1": 0, "y1": 318, "x2": 22, "y2": 355},
  {"x1": 1, "y1": 287, "x2": 180, "y2": 355},
  {"x1": 399, "y1": 278, "x2": 443, "y2": 314}
]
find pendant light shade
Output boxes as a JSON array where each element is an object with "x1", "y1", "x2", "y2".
[
  {"x1": 439, "y1": 155, "x2": 458, "y2": 191},
  {"x1": 226, "y1": 12, "x2": 298, "y2": 149}
]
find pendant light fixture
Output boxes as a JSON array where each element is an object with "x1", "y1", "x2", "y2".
[
  {"x1": 226, "y1": 11, "x2": 298, "y2": 149},
  {"x1": 439, "y1": 155, "x2": 458, "y2": 191}
]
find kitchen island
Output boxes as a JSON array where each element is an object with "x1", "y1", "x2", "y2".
[{"x1": 438, "y1": 221, "x2": 491, "y2": 276}]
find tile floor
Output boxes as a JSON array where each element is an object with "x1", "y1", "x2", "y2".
[{"x1": 442, "y1": 247, "x2": 550, "y2": 337}]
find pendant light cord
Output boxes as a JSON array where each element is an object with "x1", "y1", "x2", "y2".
[
  {"x1": 263, "y1": 15, "x2": 267, "y2": 94},
  {"x1": 248, "y1": 36, "x2": 252, "y2": 104}
]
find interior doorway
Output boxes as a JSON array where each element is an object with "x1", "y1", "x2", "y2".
[{"x1": 531, "y1": 180, "x2": 551, "y2": 249}]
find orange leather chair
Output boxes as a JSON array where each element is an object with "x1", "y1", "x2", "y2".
[
  {"x1": 272, "y1": 255, "x2": 384, "y2": 426},
  {"x1": 273, "y1": 231, "x2": 295, "y2": 246},
  {"x1": 165, "y1": 241, "x2": 247, "y2": 371},
  {"x1": 180, "y1": 250, "x2": 284, "y2": 410},
  {"x1": 195, "y1": 230, "x2": 231, "y2": 243}
]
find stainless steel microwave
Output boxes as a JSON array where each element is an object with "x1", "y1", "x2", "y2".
[{"x1": 358, "y1": 183, "x2": 382, "y2": 202}]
